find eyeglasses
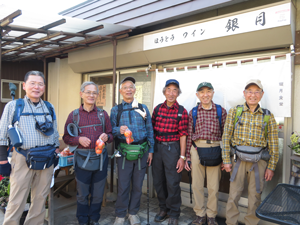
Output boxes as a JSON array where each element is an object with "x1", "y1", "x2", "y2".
[
  {"x1": 245, "y1": 91, "x2": 262, "y2": 96},
  {"x1": 83, "y1": 91, "x2": 98, "y2": 96},
  {"x1": 28, "y1": 82, "x2": 45, "y2": 87},
  {"x1": 122, "y1": 86, "x2": 135, "y2": 90}
]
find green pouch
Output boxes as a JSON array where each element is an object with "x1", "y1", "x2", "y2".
[{"x1": 118, "y1": 142, "x2": 149, "y2": 170}]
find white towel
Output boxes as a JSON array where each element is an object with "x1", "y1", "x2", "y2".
[{"x1": 132, "y1": 98, "x2": 147, "y2": 120}]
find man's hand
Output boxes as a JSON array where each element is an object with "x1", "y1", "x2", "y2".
[
  {"x1": 223, "y1": 163, "x2": 232, "y2": 172},
  {"x1": 0, "y1": 160, "x2": 8, "y2": 165},
  {"x1": 120, "y1": 126, "x2": 128, "y2": 135},
  {"x1": 220, "y1": 162, "x2": 224, "y2": 171},
  {"x1": 176, "y1": 158, "x2": 185, "y2": 173},
  {"x1": 79, "y1": 137, "x2": 91, "y2": 147},
  {"x1": 185, "y1": 160, "x2": 191, "y2": 171},
  {"x1": 147, "y1": 153, "x2": 153, "y2": 166},
  {"x1": 99, "y1": 133, "x2": 108, "y2": 142},
  {"x1": 264, "y1": 168, "x2": 274, "y2": 181}
]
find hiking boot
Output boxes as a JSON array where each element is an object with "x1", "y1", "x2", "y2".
[
  {"x1": 89, "y1": 220, "x2": 100, "y2": 225},
  {"x1": 154, "y1": 210, "x2": 169, "y2": 222},
  {"x1": 168, "y1": 218, "x2": 178, "y2": 225},
  {"x1": 191, "y1": 216, "x2": 206, "y2": 225},
  {"x1": 207, "y1": 217, "x2": 218, "y2": 225},
  {"x1": 113, "y1": 217, "x2": 125, "y2": 225},
  {"x1": 128, "y1": 214, "x2": 141, "y2": 225}
]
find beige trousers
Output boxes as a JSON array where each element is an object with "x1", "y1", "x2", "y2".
[
  {"x1": 191, "y1": 140, "x2": 221, "y2": 218},
  {"x1": 226, "y1": 158, "x2": 267, "y2": 225},
  {"x1": 3, "y1": 149, "x2": 53, "y2": 225}
]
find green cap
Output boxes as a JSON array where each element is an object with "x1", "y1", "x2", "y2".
[{"x1": 196, "y1": 82, "x2": 214, "y2": 91}]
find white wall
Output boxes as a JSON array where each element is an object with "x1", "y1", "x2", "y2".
[{"x1": 48, "y1": 58, "x2": 82, "y2": 136}]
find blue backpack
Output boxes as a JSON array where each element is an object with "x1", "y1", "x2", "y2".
[
  {"x1": 12, "y1": 98, "x2": 56, "y2": 125},
  {"x1": 192, "y1": 103, "x2": 223, "y2": 133},
  {"x1": 10, "y1": 98, "x2": 58, "y2": 170}
]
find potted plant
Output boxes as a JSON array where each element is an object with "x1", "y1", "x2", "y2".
[
  {"x1": 0, "y1": 175, "x2": 9, "y2": 213},
  {"x1": 289, "y1": 132, "x2": 300, "y2": 156}
]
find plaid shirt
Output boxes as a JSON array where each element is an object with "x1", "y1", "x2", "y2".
[
  {"x1": 222, "y1": 103, "x2": 279, "y2": 171},
  {"x1": 110, "y1": 100, "x2": 154, "y2": 153},
  {"x1": 0, "y1": 96, "x2": 60, "y2": 150},
  {"x1": 63, "y1": 105, "x2": 113, "y2": 149},
  {"x1": 186, "y1": 102, "x2": 227, "y2": 161},
  {"x1": 152, "y1": 101, "x2": 188, "y2": 142}
]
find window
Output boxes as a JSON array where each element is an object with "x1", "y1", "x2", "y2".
[{"x1": 1, "y1": 80, "x2": 25, "y2": 102}]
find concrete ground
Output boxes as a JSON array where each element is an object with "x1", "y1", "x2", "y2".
[{"x1": 0, "y1": 187, "x2": 230, "y2": 225}]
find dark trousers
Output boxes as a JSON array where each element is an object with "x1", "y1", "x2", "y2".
[
  {"x1": 152, "y1": 141, "x2": 182, "y2": 219},
  {"x1": 115, "y1": 152, "x2": 148, "y2": 217},
  {"x1": 75, "y1": 155, "x2": 108, "y2": 224}
]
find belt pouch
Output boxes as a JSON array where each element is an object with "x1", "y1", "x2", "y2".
[
  {"x1": 196, "y1": 146, "x2": 222, "y2": 166},
  {"x1": 75, "y1": 149, "x2": 104, "y2": 171},
  {"x1": 24, "y1": 145, "x2": 57, "y2": 170}
]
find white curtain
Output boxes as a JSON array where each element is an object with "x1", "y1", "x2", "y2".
[{"x1": 154, "y1": 54, "x2": 291, "y2": 117}]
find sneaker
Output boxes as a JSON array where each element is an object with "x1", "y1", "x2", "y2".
[
  {"x1": 115, "y1": 151, "x2": 121, "y2": 157},
  {"x1": 168, "y1": 218, "x2": 178, "y2": 225},
  {"x1": 128, "y1": 214, "x2": 141, "y2": 225},
  {"x1": 89, "y1": 220, "x2": 100, "y2": 225},
  {"x1": 191, "y1": 216, "x2": 206, "y2": 225},
  {"x1": 207, "y1": 217, "x2": 218, "y2": 225},
  {"x1": 113, "y1": 217, "x2": 125, "y2": 225},
  {"x1": 154, "y1": 210, "x2": 169, "y2": 222}
]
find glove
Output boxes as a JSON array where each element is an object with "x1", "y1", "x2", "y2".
[{"x1": 0, "y1": 162, "x2": 11, "y2": 176}]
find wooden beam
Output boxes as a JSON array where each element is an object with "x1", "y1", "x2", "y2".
[
  {"x1": 0, "y1": 10, "x2": 21, "y2": 23},
  {"x1": 0, "y1": 18, "x2": 13, "y2": 27},
  {"x1": 2, "y1": 32, "x2": 63, "y2": 55}
]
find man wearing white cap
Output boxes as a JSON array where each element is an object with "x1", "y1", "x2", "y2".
[{"x1": 222, "y1": 79, "x2": 279, "y2": 225}]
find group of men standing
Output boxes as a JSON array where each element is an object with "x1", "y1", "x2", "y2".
[{"x1": 0, "y1": 70, "x2": 278, "y2": 225}]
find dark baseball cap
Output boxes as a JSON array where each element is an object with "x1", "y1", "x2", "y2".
[
  {"x1": 196, "y1": 82, "x2": 214, "y2": 91},
  {"x1": 165, "y1": 79, "x2": 179, "y2": 88},
  {"x1": 120, "y1": 76, "x2": 135, "y2": 84}
]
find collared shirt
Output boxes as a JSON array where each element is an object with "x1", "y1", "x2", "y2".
[
  {"x1": 152, "y1": 101, "x2": 188, "y2": 142},
  {"x1": 186, "y1": 102, "x2": 227, "y2": 160},
  {"x1": 0, "y1": 96, "x2": 60, "y2": 151},
  {"x1": 110, "y1": 100, "x2": 154, "y2": 153},
  {"x1": 222, "y1": 103, "x2": 279, "y2": 171},
  {"x1": 63, "y1": 104, "x2": 113, "y2": 149}
]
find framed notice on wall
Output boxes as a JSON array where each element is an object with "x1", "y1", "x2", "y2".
[{"x1": 96, "y1": 85, "x2": 106, "y2": 106}]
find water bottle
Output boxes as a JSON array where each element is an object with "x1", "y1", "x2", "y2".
[{"x1": 7, "y1": 125, "x2": 23, "y2": 147}]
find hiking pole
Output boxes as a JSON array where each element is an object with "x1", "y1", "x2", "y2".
[
  {"x1": 9, "y1": 83, "x2": 17, "y2": 100},
  {"x1": 188, "y1": 161, "x2": 192, "y2": 204},
  {"x1": 146, "y1": 164, "x2": 151, "y2": 225}
]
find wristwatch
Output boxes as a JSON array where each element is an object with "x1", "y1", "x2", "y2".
[{"x1": 180, "y1": 155, "x2": 186, "y2": 160}]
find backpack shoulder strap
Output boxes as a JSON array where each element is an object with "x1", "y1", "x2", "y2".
[
  {"x1": 261, "y1": 108, "x2": 271, "y2": 139},
  {"x1": 154, "y1": 103, "x2": 162, "y2": 117},
  {"x1": 138, "y1": 103, "x2": 143, "y2": 111},
  {"x1": 192, "y1": 106, "x2": 198, "y2": 133},
  {"x1": 215, "y1": 104, "x2": 222, "y2": 130},
  {"x1": 97, "y1": 108, "x2": 105, "y2": 133},
  {"x1": 234, "y1": 105, "x2": 244, "y2": 129},
  {"x1": 43, "y1": 101, "x2": 56, "y2": 120},
  {"x1": 116, "y1": 104, "x2": 123, "y2": 127},
  {"x1": 12, "y1": 99, "x2": 25, "y2": 125},
  {"x1": 73, "y1": 108, "x2": 80, "y2": 126},
  {"x1": 177, "y1": 105, "x2": 184, "y2": 122}
]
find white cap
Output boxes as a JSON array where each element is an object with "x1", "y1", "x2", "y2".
[{"x1": 245, "y1": 79, "x2": 263, "y2": 90}]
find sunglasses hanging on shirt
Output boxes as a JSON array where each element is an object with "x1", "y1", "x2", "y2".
[{"x1": 28, "y1": 99, "x2": 54, "y2": 136}]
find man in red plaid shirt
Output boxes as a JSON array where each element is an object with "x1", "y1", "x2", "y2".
[
  {"x1": 152, "y1": 79, "x2": 189, "y2": 225},
  {"x1": 185, "y1": 82, "x2": 227, "y2": 225}
]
